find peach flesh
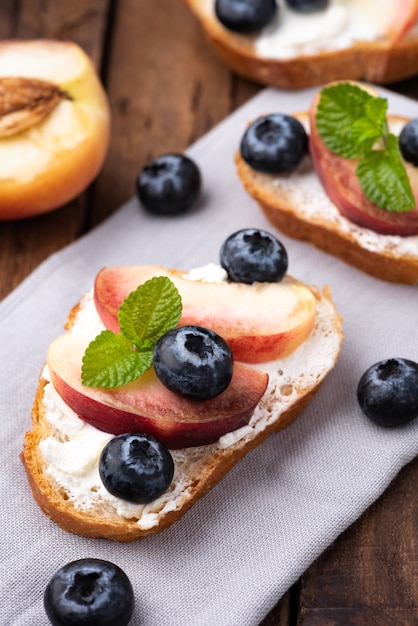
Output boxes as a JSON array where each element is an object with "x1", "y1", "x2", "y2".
[
  {"x1": 47, "y1": 332, "x2": 269, "y2": 449},
  {"x1": 309, "y1": 88, "x2": 418, "y2": 236},
  {"x1": 0, "y1": 39, "x2": 110, "y2": 220},
  {"x1": 93, "y1": 265, "x2": 317, "y2": 363}
]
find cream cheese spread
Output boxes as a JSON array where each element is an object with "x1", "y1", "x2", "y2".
[
  {"x1": 253, "y1": 0, "x2": 380, "y2": 60},
  {"x1": 40, "y1": 365, "x2": 191, "y2": 530},
  {"x1": 273, "y1": 159, "x2": 418, "y2": 256}
]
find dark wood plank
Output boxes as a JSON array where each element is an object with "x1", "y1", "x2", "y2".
[
  {"x1": 90, "y1": 0, "x2": 259, "y2": 226},
  {"x1": 0, "y1": 0, "x2": 110, "y2": 301},
  {"x1": 298, "y1": 455, "x2": 418, "y2": 625},
  {"x1": 0, "y1": 0, "x2": 19, "y2": 37},
  {"x1": 15, "y1": 0, "x2": 109, "y2": 65},
  {"x1": 260, "y1": 588, "x2": 294, "y2": 626}
]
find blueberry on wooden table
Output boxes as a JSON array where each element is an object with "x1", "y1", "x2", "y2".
[
  {"x1": 215, "y1": 0, "x2": 277, "y2": 33},
  {"x1": 285, "y1": 0, "x2": 329, "y2": 12},
  {"x1": 399, "y1": 119, "x2": 418, "y2": 166},
  {"x1": 136, "y1": 153, "x2": 201, "y2": 216},
  {"x1": 99, "y1": 433, "x2": 174, "y2": 503},
  {"x1": 154, "y1": 325, "x2": 234, "y2": 400},
  {"x1": 220, "y1": 228, "x2": 288, "y2": 283},
  {"x1": 240, "y1": 113, "x2": 308, "y2": 174},
  {"x1": 44, "y1": 558, "x2": 134, "y2": 626},
  {"x1": 357, "y1": 358, "x2": 418, "y2": 427}
]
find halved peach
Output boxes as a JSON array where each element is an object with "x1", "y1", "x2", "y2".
[{"x1": 0, "y1": 39, "x2": 110, "y2": 219}]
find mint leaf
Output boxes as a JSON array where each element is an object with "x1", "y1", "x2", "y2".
[
  {"x1": 118, "y1": 276, "x2": 182, "y2": 348},
  {"x1": 82, "y1": 275, "x2": 183, "y2": 389},
  {"x1": 316, "y1": 82, "x2": 377, "y2": 158},
  {"x1": 315, "y1": 82, "x2": 416, "y2": 213},
  {"x1": 357, "y1": 134, "x2": 415, "y2": 213},
  {"x1": 365, "y1": 97, "x2": 388, "y2": 132},
  {"x1": 350, "y1": 97, "x2": 387, "y2": 152},
  {"x1": 82, "y1": 330, "x2": 154, "y2": 388}
]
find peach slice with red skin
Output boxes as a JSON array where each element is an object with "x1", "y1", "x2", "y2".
[
  {"x1": 93, "y1": 265, "x2": 317, "y2": 364},
  {"x1": 47, "y1": 332, "x2": 269, "y2": 449},
  {"x1": 309, "y1": 85, "x2": 418, "y2": 236}
]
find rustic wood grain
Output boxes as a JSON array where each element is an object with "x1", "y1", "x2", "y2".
[
  {"x1": 297, "y1": 455, "x2": 418, "y2": 626},
  {"x1": 260, "y1": 587, "x2": 295, "y2": 626},
  {"x1": 90, "y1": 0, "x2": 259, "y2": 226}
]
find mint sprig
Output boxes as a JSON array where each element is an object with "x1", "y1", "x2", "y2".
[
  {"x1": 82, "y1": 276, "x2": 182, "y2": 388},
  {"x1": 316, "y1": 83, "x2": 415, "y2": 213}
]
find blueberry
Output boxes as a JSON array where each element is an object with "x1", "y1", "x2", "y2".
[
  {"x1": 220, "y1": 228, "x2": 288, "y2": 283},
  {"x1": 44, "y1": 559, "x2": 134, "y2": 626},
  {"x1": 215, "y1": 0, "x2": 277, "y2": 34},
  {"x1": 357, "y1": 358, "x2": 418, "y2": 428},
  {"x1": 399, "y1": 119, "x2": 418, "y2": 166},
  {"x1": 154, "y1": 325, "x2": 233, "y2": 400},
  {"x1": 136, "y1": 153, "x2": 201, "y2": 216},
  {"x1": 99, "y1": 433, "x2": 174, "y2": 503},
  {"x1": 240, "y1": 113, "x2": 308, "y2": 174},
  {"x1": 285, "y1": 0, "x2": 329, "y2": 11}
]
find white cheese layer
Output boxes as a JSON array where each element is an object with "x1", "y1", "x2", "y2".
[{"x1": 253, "y1": 0, "x2": 380, "y2": 60}]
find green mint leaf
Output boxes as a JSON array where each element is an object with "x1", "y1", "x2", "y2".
[
  {"x1": 350, "y1": 97, "x2": 387, "y2": 152},
  {"x1": 365, "y1": 97, "x2": 388, "y2": 132},
  {"x1": 356, "y1": 134, "x2": 415, "y2": 213},
  {"x1": 316, "y1": 82, "x2": 415, "y2": 213},
  {"x1": 81, "y1": 329, "x2": 154, "y2": 388},
  {"x1": 82, "y1": 275, "x2": 183, "y2": 389},
  {"x1": 316, "y1": 82, "x2": 378, "y2": 158},
  {"x1": 118, "y1": 276, "x2": 182, "y2": 349}
]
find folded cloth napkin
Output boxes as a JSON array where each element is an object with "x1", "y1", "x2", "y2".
[{"x1": 1, "y1": 86, "x2": 417, "y2": 626}]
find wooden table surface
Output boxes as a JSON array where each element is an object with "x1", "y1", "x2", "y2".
[{"x1": 1, "y1": 2, "x2": 417, "y2": 624}]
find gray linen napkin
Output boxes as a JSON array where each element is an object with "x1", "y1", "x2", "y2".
[{"x1": 1, "y1": 86, "x2": 417, "y2": 626}]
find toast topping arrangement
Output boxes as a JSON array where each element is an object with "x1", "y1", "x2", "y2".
[
  {"x1": 21, "y1": 230, "x2": 343, "y2": 540},
  {"x1": 310, "y1": 82, "x2": 418, "y2": 236},
  {"x1": 185, "y1": 1, "x2": 418, "y2": 88},
  {"x1": 236, "y1": 81, "x2": 418, "y2": 283},
  {"x1": 214, "y1": 0, "x2": 417, "y2": 53}
]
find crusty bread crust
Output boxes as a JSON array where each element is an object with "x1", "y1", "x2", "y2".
[
  {"x1": 21, "y1": 286, "x2": 343, "y2": 542},
  {"x1": 184, "y1": 0, "x2": 418, "y2": 88},
  {"x1": 236, "y1": 112, "x2": 418, "y2": 284}
]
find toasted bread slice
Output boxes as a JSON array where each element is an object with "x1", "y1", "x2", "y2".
[
  {"x1": 236, "y1": 112, "x2": 418, "y2": 284},
  {"x1": 184, "y1": 0, "x2": 418, "y2": 89},
  {"x1": 21, "y1": 284, "x2": 343, "y2": 542}
]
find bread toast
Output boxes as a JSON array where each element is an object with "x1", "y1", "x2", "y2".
[
  {"x1": 184, "y1": 0, "x2": 418, "y2": 89},
  {"x1": 236, "y1": 112, "x2": 418, "y2": 284},
  {"x1": 21, "y1": 283, "x2": 343, "y2": 542}
]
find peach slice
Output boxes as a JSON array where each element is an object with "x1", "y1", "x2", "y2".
[
  {"x1": 0, "y1": 39, "x2": 110, "y2": 220},
  {"x1": 93, "y1": 265, "x2": 317, "y2": 364},
  {"x1": 353, "y1": 0, "x2": 418, "y2": 44},
  {"x1": 309, "y1": 85, "x2": 418, "y2": 236},
  {"x1": 47, "y1": 332, "x2": 269, "y2": 449}
]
